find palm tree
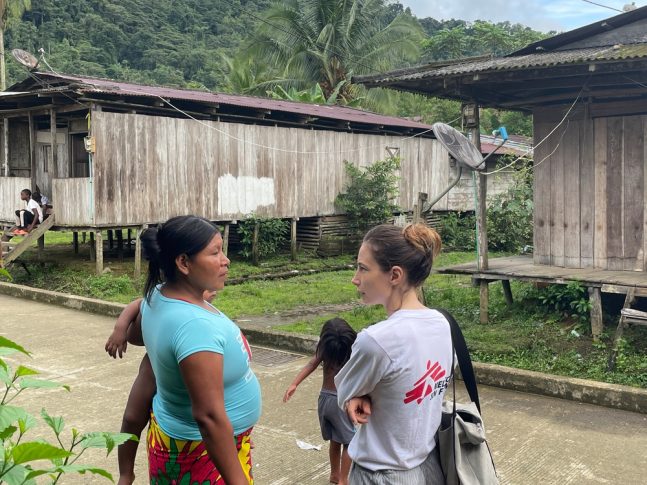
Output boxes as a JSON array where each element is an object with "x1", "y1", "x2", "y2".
[
  {"x1": 0, "y1": 0, "x2": 31, "y2": 90},
  {"x1": 249, "y1": 0, "x2": 423, "y2": 104}
]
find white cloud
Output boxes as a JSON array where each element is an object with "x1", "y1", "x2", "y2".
[{"x1": 398, "y1": 0, "x2": 637, "y2": 32}]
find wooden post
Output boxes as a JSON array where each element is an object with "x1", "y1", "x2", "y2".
[
  {"x1": 73, "y1": 231, "x2": 79, "y2": 255},
  {"x1": 222, "y1": 223, "x2": 230, "y2": 257},
  {"x1": 95, "y1": 230, "x2": 104, "y2": 275},
  {"x1": 37, "y1": 235, "x2": 45, "y2": 260},
  {"x1": 413, "y1": 192, "x2": 428, "y2": 224},
  {"x1": 116, "y1": 229, "x2": 124, "y2": 261},
  {"x1": 134, "y1": 225, "x2": 145, "y2": 280},
  {"x1": 89, "y1": 231, "x2": 95, "y2": 261},
  {"x1": 291, "y1": 218, "x2": 298, "y2": 261},
  {"x1": 28, "y1": 114, "x2": 36, "y2": 189},
  {"x1": 469, "y1": 104, "x2": 490, "y2": 324},
  {"x1": 50, "y1": 110, "x2": 58, "y2": 177},
  {"x1": 127, "y1": 229, "x2": 132, "y2": 247},
  {"x1": 502, "y1": 280, "x2": 514, "y2": 307},
  {"x1": 107, "y1": 229, "x2": 114, "y2": 249},
  {"x1": 588, "y1": 286, "x2": 603, "y2": 341},
  {"x1": 3, "y1": 118, "x2": 8, "y2": 177},
  {"x1": 252, "y1": 222, "x2": 259, "y2": 266}
]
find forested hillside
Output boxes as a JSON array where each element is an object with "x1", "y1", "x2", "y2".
[{"x1": 4, "y1": 0, "x2": 549, "y2": 133}]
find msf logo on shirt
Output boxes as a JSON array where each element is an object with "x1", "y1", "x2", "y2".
[{"x1": 403, "y1": 360, "x2": 449, "y2": 405}]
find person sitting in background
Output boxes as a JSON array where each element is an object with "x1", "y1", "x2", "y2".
[
  {"x1": 32, "y1": 191, "x2": 52, "y2": 220},
  {"x1": 12, "y1": 189, "x2": 43, "y2": 235}
]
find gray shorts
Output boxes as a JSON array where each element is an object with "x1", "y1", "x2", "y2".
[
  {"x1": 318, "y1": 389, "x2": 355, "y2": 445},
  {"x1": 349, "y1": 447, "x2": 444, "y2": 485}
]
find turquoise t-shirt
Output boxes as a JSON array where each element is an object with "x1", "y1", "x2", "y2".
[{"x1": 141, "y1": 288, "x2": 262, "y2": 439}]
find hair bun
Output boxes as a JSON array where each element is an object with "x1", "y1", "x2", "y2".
[
  {"x1": 402, "y1": 223, "x2": 441, "y2": 259},
  {"x1": 140, "y1": 227, "x2": 161, "y2": 262}
]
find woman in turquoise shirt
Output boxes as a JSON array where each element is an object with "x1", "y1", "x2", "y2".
[{"x1": 135, "y1": 215, "x2": 261, "y2": 484}]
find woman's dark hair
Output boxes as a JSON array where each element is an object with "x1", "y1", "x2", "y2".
[
  {"x1": 316, "y1": 318, "x2": 357, "y2": 370},
  {"x1": 141, "y1": 215, "x2": 220, "y2": 301},
  {"x1": 362, "y1": 223, "x2": 442, "y2": 287},
  {"x1": 21, "y1": 189, "x2": 31, "y2": 197}
]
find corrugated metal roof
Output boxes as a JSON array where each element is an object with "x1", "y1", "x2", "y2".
[
  {"x1": 357, "y1": 43, "x2": 647, "y2": 84},
  {"x1": 27, "y1": 72, "x2": 433, "y2": 131}
]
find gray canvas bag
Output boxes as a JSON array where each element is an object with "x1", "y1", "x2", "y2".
[{"x1": 436, "y1": 309, "x2": 499, "y2": 485}]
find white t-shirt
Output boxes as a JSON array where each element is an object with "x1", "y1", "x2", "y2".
[
  {"x1": 335, "y1": 308, "x2": 453, "y2": 471},
  {"x1": 26, "y1": 199, "x2": 43, "y2": 224}
]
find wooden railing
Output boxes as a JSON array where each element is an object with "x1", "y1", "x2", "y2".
[
  {"x1": 0, "y1": 177, "x2": 31, "y2": 223},
  {"x1": 51, "y1": 178, "x2": 94, "y2": 226}
]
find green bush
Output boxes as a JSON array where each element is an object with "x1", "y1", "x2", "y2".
[
  {"x1": 487, "y1": 165, "x2": 533, "y2": 252},
  {"x1": 238, "y1": 215, "x2": 290, "y2": 261},
  {"x1": 335, "y1": 157, "x2": 401, "y2": 232},
  {"x1": 0, "y1": 336, "x2": 135, "y2": 484},
  {"x1": 526, "y1": 281, "x2": 591, "y2": 327},
  {"x1": 437, "y1": 212, "x2": 476, "y2": 251}
]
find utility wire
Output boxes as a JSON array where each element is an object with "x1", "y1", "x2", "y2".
[{"x1": 580, "y1": 0, "x2": 623, "y2": 12}]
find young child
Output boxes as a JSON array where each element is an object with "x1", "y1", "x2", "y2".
[
  {"x1": 104, "y1": 289, "x2": 217, "y2": 485},
  {"x1": 283, "y1": 318, "x2": 357, "y2": 485}
]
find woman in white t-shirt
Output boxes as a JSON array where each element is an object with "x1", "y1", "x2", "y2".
[{"x1": 335, "y1": 223, "x2": 452, "y2": 484}]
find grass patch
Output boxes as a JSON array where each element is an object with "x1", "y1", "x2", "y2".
[{"x1": 280, "y1": 277, "x2": 647, "y2": 389}]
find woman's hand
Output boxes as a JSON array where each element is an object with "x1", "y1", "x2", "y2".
[{"x1": 345, "y1": 396, "x2": 372, "y2": 426}]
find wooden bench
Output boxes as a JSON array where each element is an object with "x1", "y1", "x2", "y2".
[{"x1": 608, "y1": 288, "x2": 647, "y2": 370}]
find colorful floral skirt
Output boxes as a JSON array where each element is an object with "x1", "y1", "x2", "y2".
[{"x1": 147, "y1": 412, "x2": 254, "y2": 484}]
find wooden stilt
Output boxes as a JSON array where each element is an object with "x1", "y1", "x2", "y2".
[
  {"x1": 82, "y1": 231, "x2": 87, "y2": 244},
  {"x1": 89, "y1": 232, "x2": 95, "y2": 261},
  {"x1": 127, "y1": 229, "x2": 132, "y2": 247},
  {"x1": 73, "y1": 231, "x2": 79, "y2": 255},
  {"x1": 116, "y1": 229, "x2": 124, "y2": 261},
  {"x1": 291, "y1": 218, "x2": 298, "y2": 261},
  {"x1": 95, "y1": 230, "x2": 104, "y2": 275},
  {"x1": 134, "y1": 225, "x2": 145, "y2": 280},
  {"x1": 502, "y1": 280, "x2": 514, "y2": 306},
  {"x1": 480, "y1": 280, "x2": 489, "y2": 324},
  {"x1": 37, "y1": 235, "x2": 45, "y2": 260},
  {"x1": 223, "y1": 223, "x2": 230, "y2": 257},
  {"x1": 589, "y1": 287, "x2": 603, "y2": 341},
  {"x1": 252, "y1": 222, "x2": 259, "y2": 266},
  {"x1": 107, "y1": 230, "x2": 114, "y2": 249}
]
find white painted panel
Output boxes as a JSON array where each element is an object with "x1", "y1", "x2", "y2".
[{"x1": 217, "y1": 174, "x2": 276, "y2": 215}]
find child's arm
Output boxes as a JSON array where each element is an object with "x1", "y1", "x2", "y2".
[
  {"x1": 283, "y1": 355, "x2": 322, "y2": 402},
  {"x1": 105, "y1": 298, "x2": 143, "y2": 358}
]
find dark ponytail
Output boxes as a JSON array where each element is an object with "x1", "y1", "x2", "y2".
[{"x1": 141, "y1": 215, "x2": 220, "y2": 301}]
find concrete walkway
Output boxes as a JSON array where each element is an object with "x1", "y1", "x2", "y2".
[{"x1": 1, "y1": 294, "x2": 646, "y2": 484}]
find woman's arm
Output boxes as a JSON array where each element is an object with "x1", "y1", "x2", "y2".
[
  {"x1": 334, "y1": 332, "x2": 390, "y2": 420},
  {"x1": 283, "y1": 355, "x2": 322, "y2": 402},
  {"x1": 179, "y1": 351, "x2": 249, "y2": 485},
  {"x1": 105, "y1": 298, "x2": 143, "y2": 358}
]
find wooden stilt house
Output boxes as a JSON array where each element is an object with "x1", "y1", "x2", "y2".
[{"x1": 355, "y1": 6, "x2": 647, "y2": 338}]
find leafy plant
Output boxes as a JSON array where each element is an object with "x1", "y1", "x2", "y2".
[
  {"x1": 0, "y1": 336, "x2": 135, "y2": 484},
  {"x1": 487, "y1": 164, "x2": 533, "y2": 252},
  {"x1": 0, "y1": 268, "x2": 12, "y2": 282},
  {"x1": 437, "y1": 212, "x2": 476, "y2": 251},
  {"x1": 335, "y1": 156, "x2": 401, "y2": 233},
  {"x1": 238, "y1": 215, "x2": 290, "y2": 261},
  {"x1": 532, "y1": 281, "x2": 592, "y2": 325}
]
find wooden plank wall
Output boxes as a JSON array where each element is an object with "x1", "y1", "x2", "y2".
[
  {"x1": 92, "y1": 112, "x2": 466, "y2": 225},
  {"x1": 534, "y1": 108, "x2": 646, "y2": 271},
  {"x1": 0, "y1": 176, "x2": 31, "y2": 223},
  {"x1": 51, "y1": 178, "x2": 93, "y2": 226}
]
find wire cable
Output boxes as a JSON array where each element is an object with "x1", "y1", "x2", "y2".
[{"x1": 580, "y1": 0, "x2": 623, "y2": 12}]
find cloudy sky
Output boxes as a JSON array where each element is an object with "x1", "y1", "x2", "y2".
[{"x1": 398, "y1": 0, "x2": 643, "y2": 32}]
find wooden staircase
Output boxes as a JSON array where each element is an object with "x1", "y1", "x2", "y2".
[
  {"x1": 0, "y1": 215, "x2": 56, "y2": 268},
  {"x1": 608, "y1": 287, "x2": 647, "y2": 371}
]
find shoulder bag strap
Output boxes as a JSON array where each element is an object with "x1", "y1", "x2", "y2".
[{"x1": 436, "y1": 308, "x2": 481, "y2": 413}]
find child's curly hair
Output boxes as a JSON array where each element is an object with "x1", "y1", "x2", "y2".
[{"x1": 316, "y1": 318, "x2": 357, "y2": 370}]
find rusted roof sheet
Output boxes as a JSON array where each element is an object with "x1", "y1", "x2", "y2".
[
  {"x1": 25, "y1": 72, "x2": 433, "y2": 131},
  {"x1": 355, "y1": 43, "x2": 647, "y2": 85}
]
